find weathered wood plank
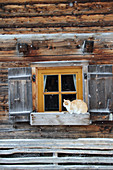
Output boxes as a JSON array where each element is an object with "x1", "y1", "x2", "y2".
[
  {"x1": 0, "y1": 143, "x2": 112, "y2": 150},
  {"x1": 90, "y1": 112, "x2": 110, "y2": 121},
  {"x1": 0, "y1": 32, "x2": 112, "y2": 42},
  {"x1": 1, "y1": 138, "x2": 113, "y2": 146},
  {"x1": 30, "y1": 112, "x2": 90, "y2": 125},
  {"x1": 1, "y1": 156, "x2": 113, "y2": 164},
  {"x1": 1, "y1": 125, "x2": 113, "y2": 139},
  {"x1": 0, "y1": 26, "x2": 113, "y2": 34},
  {"x1": 0, "y1": 14, "x2": 112, "y2": 28},
  {"x1": 1, "y1": 148, "x2": 113, "y2": 155},
  {"x1": 0, "y1": 55, "x2": 91, "y2": 62},
  {"x1": 0, "y1": 54, "x2": 113, "y2": 63},
  {"x1": 0, "y1": 0, "x2": 112, "y2": 35},
  {"x1": 0, "y1": 33, "x2": 112, "y2": 64},
  {"x1": 1, "y1": 2, "x2": 113, "y2": 18},
  {"x1": 0, "y1": 0, "x2": 113, "y2": 4},
  {"x1": 1, "y1": 138, "x2": 113, "y2": 169},
  {"x1": 1, "y1": 165, "x2": 113, "y2": 170},
  {"x1": 0, "y1": 62, "x2": 30, "y2": 68}
]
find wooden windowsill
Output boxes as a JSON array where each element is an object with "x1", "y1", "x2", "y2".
[{"x1": 30, "y1": 112, "x2": 91, "y2": 125}]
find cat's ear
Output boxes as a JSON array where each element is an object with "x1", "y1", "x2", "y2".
[{"x1": 64, "y1": 99, "x2": 66, "y2": 102}]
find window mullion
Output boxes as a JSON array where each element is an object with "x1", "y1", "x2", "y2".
[{"x1": 59, "y1": 74, "x2": 62, "y2": 112}]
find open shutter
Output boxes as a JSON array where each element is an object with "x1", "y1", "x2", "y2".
[
  {"x1": 8, "y1": 67, "x2": 32, "y2": 115},
  {"x1": 88, "y1": 65, "x2": 113, "y2": 114}
]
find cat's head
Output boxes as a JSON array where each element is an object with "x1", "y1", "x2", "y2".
[{"x1": 63, "y1": 99, "x2": 70, "y2": 107}]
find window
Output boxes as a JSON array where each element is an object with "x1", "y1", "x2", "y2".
[
  {"x1": 37, "y1": 67, "x2": 83, "y2": 112},
  {"x1": 8, "y1": 63, "x2": 91, "y2": 125}
]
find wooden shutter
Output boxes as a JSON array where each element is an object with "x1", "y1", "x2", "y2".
[
  {"x1": 8, "y1": 67, "x2": 32, "y2": 115},
  {"x1": 88, "y1": 65, "x2": 113, "y2": 113}
]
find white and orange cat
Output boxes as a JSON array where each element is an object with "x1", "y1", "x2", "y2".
[{"x1": 63, "y1": 99, "x2": 88, "y2": 114}]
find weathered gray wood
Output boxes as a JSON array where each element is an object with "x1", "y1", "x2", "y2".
[
  {"x1": 1, "y1": 138, "x2": 113, "y2": 144},
  {"x1": 8, "y1": 67, "x2": 32, "y2": 77},
  {"x1": 1, "y1": 143, "x2": 113, "y2": 150},
  {"x1": 1, "y1": 156, "x2": 113, "y2": 164},
  {"x1": 1, "y1": 138, "x2": 113, "y2": 150},
  {"x1": 1, "y1": 165, "x2": 113, "y2": 170},
  {"x1": 88, "y1": 65, "x2": 113, "y2": 73},
  {"x1": 8, "y1": 67, "x2": 32, "y2": 115},
  {"x1": 88, "y1": 65, "x2": 113, "y2": 111},
  {"x1": 30, "y1": 112, "x2": 90, "y2": 125},
  {"x1": 1, "y1": 148, "x2": 113, "y2": 156},
  {"x1": 97, "y1": 76, "x2": 105, "y2": 109},
  {"x1": 0, "y1": 33, "x2": 113, "y2": 41},
  {"x1": 31, "y1": 60, "x2": 89, "y2": 67},
  {"x1": 0, "y1": 138, "x2": 113, "y2": 169},
  {"x1": 0, "y1": 0, "x2": 113, "y2": 146}
]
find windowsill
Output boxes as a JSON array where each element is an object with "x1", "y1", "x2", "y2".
[{"x1": 30, "y1": 112, "x2": 90, "y2": 125}]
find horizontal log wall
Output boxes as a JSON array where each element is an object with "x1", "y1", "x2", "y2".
[
  {"x1": 0, "y1": 0, "x2": 113, "y2": 139},
  {"x1": 0, "y1": 33, "x2": 113, "y2": 64},
  {"x1": 1, "y1": 138, "x2": 113, "y2": 169},
  {"x1": 1, "y1": 121, "x2": 113, "y2": 139},
  {"x1": 0, "y1": 0, "x2": 112, "y2": 63},
  {"x1": 0, "y1": 0, "x2": 113, "y2": 34},
  {"x1": 0, "y1": 62, "x2": 113, "y2": 139}
]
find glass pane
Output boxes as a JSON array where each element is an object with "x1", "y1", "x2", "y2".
[
  {"x1": 62, "y1": 94, "x2": 76, "y2": 111},
  {"x1": 44, "y1": 95, "x2": 59, "y2": 111},
  {"x1": 44, "y1": 75, "x2": 58, "y2": 92},
  {"x1": 61, "y1": 74, "x2": 76, "y2": 91}
]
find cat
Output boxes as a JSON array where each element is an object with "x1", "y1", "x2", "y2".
[{"x1": 63, "y1": 99, "x2": 88, "y2": 114}]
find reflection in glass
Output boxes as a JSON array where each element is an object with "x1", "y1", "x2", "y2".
[
  {"x1": 45, "y1": 95, "x2": 59, "y2": 111},
  {"x1": 61, "y1": 74, "x2": 76, "y2": 91},
  {"x1": 44, "y1": 75, "x2": 58, "y2": 92},
  {"x1": 62, "y1": 94, "x2": 76, "y2": 111}
]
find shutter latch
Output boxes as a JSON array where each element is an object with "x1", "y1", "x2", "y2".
[
  {"x1": 32, "y1": 75, "x2": 36, "y2": 82},
  {"x1": 84, "y1": 73, "x2": 87, "y2": 80}
]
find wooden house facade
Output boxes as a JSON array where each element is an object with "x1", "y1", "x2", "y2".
[{"x1": 0, "y1": 0, "x2": 113, "y2": 169}]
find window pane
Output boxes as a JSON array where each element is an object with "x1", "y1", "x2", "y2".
[
  {"x1": 44, "y1": 95, "x2": 59, "y2": 111},
  {"x1": 44, "y1": 75, "x2": 58, "y2": 92},
  {"x1": 61, "y1": 74, "x2": 76, "y2": 91},
  {"x1": 62, "y1": 94, "x2": 76, "y2": 111}
]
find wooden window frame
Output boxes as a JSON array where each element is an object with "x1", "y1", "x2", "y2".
[
  {"x1": 30, "y1": 61, "x2": 90, "y2": 125},
  {"x1": 37, "y1": 66, "x2": 83, "y2": 112},
  {"x1": 31, "y1": 61, "x2": 89, "y2": 113}
]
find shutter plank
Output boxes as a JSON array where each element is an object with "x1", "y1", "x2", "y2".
[
  {"x1": 8, "y1": 67, "x2": 31, "y2": 78},
  {"x1": 97, "y1": 76, "x2": 105, "y2": 109},
  {"x1": 88, "y1": 74, "x2": 98, "y2": 110}
]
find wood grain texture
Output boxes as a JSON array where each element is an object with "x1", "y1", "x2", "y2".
[
  {"x1": 0, "y1": 64, "x2": 112, "y2": 140},
  {"x1": 1, "y1": 138, "x2": 113, "y2": 169},
  {"x1": 0, "y1": 69, "x2": 8, "y2": 112},
  {"x1": 0, "y1": 1, "x2": 112, "y2": 34},
  {"x1": 0, "y1": 0, "x2": 113, "y2": 140},
  {"x1": 8, "y1": 67, "x2": 32, "y2": 115},
  {"x1": 0, "y1": 33, "x2": 112, "y2": 63},
  {"x1": 88, "y1": 65, "x2": 113, "y2": 111},
  {"x1": 30, "y1": 112, "x2": 90, "y2": 125}
]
